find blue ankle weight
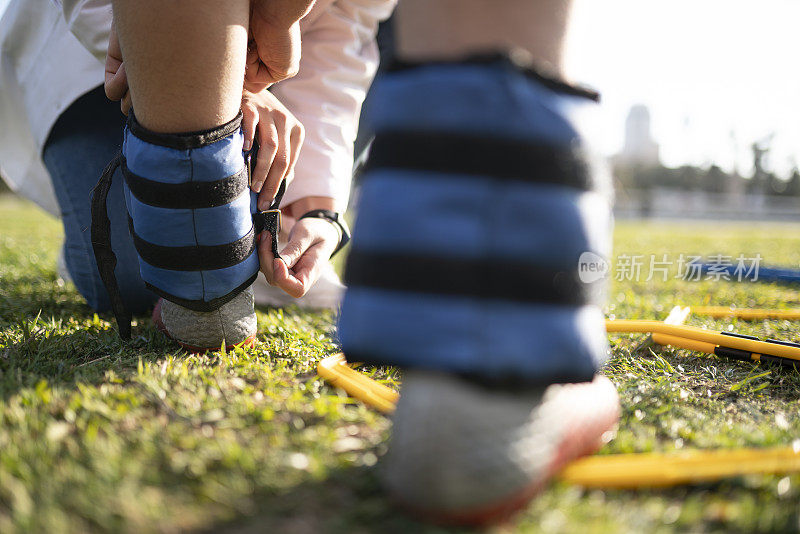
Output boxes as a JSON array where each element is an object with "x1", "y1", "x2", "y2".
[
  {"x1": 92, "y1": 112, "x2": 282, "y2": 339},
  {"x1": 122, "y1": 112, "x2": 258, "y2": 310},
  {"x1": 338, "y1": 55, "x2": 613, "y2": 385}
]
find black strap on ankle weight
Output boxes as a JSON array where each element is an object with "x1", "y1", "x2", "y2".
[
  {"x1": 252, "y1": 170, "x2": 286, "y2": 260},
  {"x1": 91, "y1": 152, "x2": 131, "y2": 339}
]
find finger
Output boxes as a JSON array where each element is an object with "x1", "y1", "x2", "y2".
[
  {"x1": 271, "y1": 257, "x2": 305, "y2": 298},
  {"x1": 253, "y1": 52, "x2": 294, "y2": 85},
  {"x1": 248, "y1": 20, "x2": 299, "y2": 86},
  {"x1": 285, "y1": 122, "x2": 305, "y2": 183},
  {"x1": 121, "y1": 92, "x2": 132, "y2": 116},
  {"x1": 104, "y1": 23, "x2": 128, "y2": 101},
  {"x1": 244, "y1": 59, "x2": 275, "y2": 92},
  {"x1": 259, "y1": 113, "x2": 291, "y2": 210},
  {"x1": 253, "y1": 119, "x2": 279, "y2": 202},
  {"x1": 293, "y1": 245, "x2": 327, "y2": 293},
  {"x1": 105, "y1": 62, "x2": 128, "y2": 102},
  {"x1": 243, "y1": 79, "x2": 270, "y2": 94},
  {"x1": 246, "y1": 40, "x2": 259, "y2": 65},
  {"x1": 257, "y1": 23, "x2": 302, "y2": 83},
  {"x1": 241, "y1": 101, "x2": 258, "y2": 154},
  {"x1": 265, "y1": 58, "x2": 300, "y2": 84},
  {"x1": 274, "y1": 244, "x2": 327, "y2": 298},
  {"x1": 278, "y1": 223, "x2": 319, "y2": 270}
]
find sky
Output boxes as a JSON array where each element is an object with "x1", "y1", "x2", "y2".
[
  {"x1": 0, "y1": 0, "x2": 797, "y2": 177},
  {"x1": 566, "y1": 0, "x2": 800, "y2": 177}
]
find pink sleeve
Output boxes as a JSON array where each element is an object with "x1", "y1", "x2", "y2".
[{"x1": 272, "y1": 0, "x2": 397, "y2": 211}]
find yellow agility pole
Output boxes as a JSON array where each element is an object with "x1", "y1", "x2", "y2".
[
  {"x1": 605, "y1": 320, "x2": 800, "y2": 364},
  {"x1": 320, "y1": 319, "x2": 800, "y2": 411},
  {"x1": 650, "y1": 333, "x2": 716, "y2": 354},
  {"x1": 649, "y1": 306, "x2": 691, "y2": 347},
  {"x1": 637, "y1": 307, "x2": 800, "y2": 365},
  {"x1": 691, "y1": 306, "x2": 800, "y2": 321},
  {"x1": 318, "y1": 353, "x2": 399, "y2": 414},
  {"x1": 559, "y1": 446, "x2": 800, "y2": 488},
  {"x1": 635, "y1": 306, "x2": 690, "y2": 351}
]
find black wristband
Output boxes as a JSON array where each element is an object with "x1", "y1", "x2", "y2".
[{"x1": 298, "y1": 209, "x2": 351, "y2": 258}]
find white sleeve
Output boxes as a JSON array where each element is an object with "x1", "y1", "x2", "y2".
[
  {"x1": 55, "y1": 0, "x2": 112, "y2": 63},
  {"x1": 273, "y1": 0, "x2": 397, "y2": 210}
]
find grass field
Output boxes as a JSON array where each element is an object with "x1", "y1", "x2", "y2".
[{"x1": 2, "y1": 193, "x2": 800, "y2": 533}]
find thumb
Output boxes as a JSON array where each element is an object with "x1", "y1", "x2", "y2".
[{"x1": 278, "y1": 225, "x2": 316, "y2": 269}]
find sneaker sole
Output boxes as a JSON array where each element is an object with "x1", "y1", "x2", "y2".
[{"x1": 152, "y1": 299, "x2": 257, "y2": 354}]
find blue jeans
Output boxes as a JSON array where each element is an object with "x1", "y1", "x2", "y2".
[{"x1": 43, "y1": 86, "x2": 157, "y2": 314}]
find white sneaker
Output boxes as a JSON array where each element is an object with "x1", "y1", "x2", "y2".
[
  {"x1": 153, "y1": 288, "x2": 257, "y2": 352},
  {"x1": 383, "y1": 371, "x2": 620, "y2": 526},
  {"x1": 252, "y1": 260, "x2": 345, "y2": 310}
]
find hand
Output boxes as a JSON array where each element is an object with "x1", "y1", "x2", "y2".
[
  {"x1": 241, "y1": 89, "x2": 305, "y2": 211},
  {"x1": 245, "y1": 0, "x2": 317, "y2": 90},
  {"x1": 104, "y1": 22, "x2": 131, "y2": 115},
  {"x1": 258, "y1": 198, "x2": 339, "y2": 298}
]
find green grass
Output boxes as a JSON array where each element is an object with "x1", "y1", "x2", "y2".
[{"x1": 1, "y1": 193, "x2": 800, "y2": 533}]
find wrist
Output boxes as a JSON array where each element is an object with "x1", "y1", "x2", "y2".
[
  {"x1": 297, "y1": 209, "x2": 351, "y2": 257},
  {"x1": 286, "y1": 196, "x2": 337, "y2": 219}
]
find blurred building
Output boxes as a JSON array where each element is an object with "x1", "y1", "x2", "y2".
[
  {"x1": 611, "y1": 106, "x2": 800, "y2": 221},
  {"x1": 618, "y1": 105, "x2": 660, "y2": 167}
]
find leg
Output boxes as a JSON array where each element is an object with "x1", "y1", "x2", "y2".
[
  {"x1": 112, "y1": 0, "x2": 249, "y2": 132},
  {"x1": 339, "y1": 0, "x2": 620, "y2": 524},
  {"x1": 44, "y1": 86, "x2": 157, "y2": 315},
  {"x1": 99, "y1": 0, "x2": 257, "y2": 349},
  {"x1": 394, "y1": 0, "x2": 573, "y2": 73}
]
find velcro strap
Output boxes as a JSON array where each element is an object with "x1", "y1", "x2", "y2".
[
  {"x1": 252, "y1": 210, "x2": 282, "y2": 258},
  {"x1": 91, "y1": 152, "x2": 132, "y2": 339},
  {"x1": 123, "y1": 165, "x2": 248, "y2": 209},
  {"x1": 129, "y1": 217, "x2": 255, "y2": 271},
  {"x1": 364, "y1": 131, "x2": 593, "y2": 190},
  {"x1": 345, "y1": 250, "x2": 598, "y2": 306},
  {"x1": 128, "y1": 110, "x2": 243, "y2": 150}
]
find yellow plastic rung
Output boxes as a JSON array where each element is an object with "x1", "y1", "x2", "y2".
[
  {"x1": 318, "y1": 353, "x2": 399, "y2": 413},
  {"x1": 605, "y1": 319, "x2": 800, "y2": 362},
  {"x1": 692, "y1": 306, "x2": 800, "y2": 320},
  {"x1": 560, "y1": 446, "x2": 800, "y2": 488}
]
